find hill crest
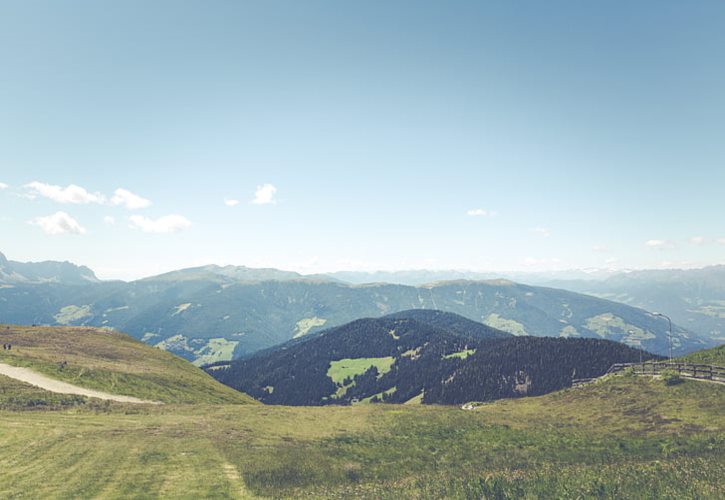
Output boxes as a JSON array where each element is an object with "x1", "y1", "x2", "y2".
[{"x1": 0, "y1": 324, "x2": 255, "y2": 404}]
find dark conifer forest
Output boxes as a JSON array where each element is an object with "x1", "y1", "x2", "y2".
[{"x1": 209, "y1": 310, "x2": 658, "y2": 405}]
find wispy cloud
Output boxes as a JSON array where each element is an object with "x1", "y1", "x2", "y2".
[
  {"x1": 224, "y1": 198, "x2": 240, "y2": 207},
  {"x1": 717, "y1": 238, "x2": 725, "y2": 245},
  {"x1": 592, "y1": 245, "x2": 609, "y2": 252},
  {"x1": 252, "y1": 184, "x2": 277, "y2": 205},
  {"x1": 689, "y1": 236, "x2": 706, "y2": 245},
  {"x1": 129, "y1": 215, "x2": 191, "y2": 233},
  {"x1": 103, "y1": 216, "x2": 116, "y2": 225},
  {"x1": 645, "y1": 239, "x2": 675, "y2": 250},
  {"x1": 0, "y1": 182, "x2": 8, "y2": 190},
  {"x1": 531, "y1": 227, "x2": 551, "y2": 238},
  {"x1": 111, "y1": 188, "x2": 151, "y2": 209},
  {"x1": 23, "y1": 182, "x2": 151, "y2": 210},
  {"x1": 25, "y1": 181, "x2": 104, "y2": 204},
  {"x1": 30, "y1": 211, "x2": 87, "y2": 235}
]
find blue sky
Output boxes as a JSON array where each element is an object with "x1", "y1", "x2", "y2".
[{"x1": 1, "y1": 1, "x2": 724, "y2": 280}]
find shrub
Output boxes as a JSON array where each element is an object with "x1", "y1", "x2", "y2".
[{"x1": 661, "y1": 369, "x2": 683, "y2": 386}]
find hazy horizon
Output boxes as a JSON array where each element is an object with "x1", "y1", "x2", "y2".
[{"x1": 2, "y1": 248, "x2": 723, "y2": 283}]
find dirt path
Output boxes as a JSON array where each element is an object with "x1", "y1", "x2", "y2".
[
  {"x1": 0, "y1": 362, "x2": 160, "y2": 404},
  {"x1": 222, "y1": 462, "x2": 259, "y2": 499}
]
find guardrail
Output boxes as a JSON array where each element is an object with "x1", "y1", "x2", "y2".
[
  {"x1": 572, "y1": 362, "x2": 725, "y2": 387},
  {"x1": 606, "y1": 361, "x2": 725, "y2": 382}
]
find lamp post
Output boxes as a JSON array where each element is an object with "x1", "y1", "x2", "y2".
[{"x1": 652, "y1": 312, "x2": 673, "y2": 362}]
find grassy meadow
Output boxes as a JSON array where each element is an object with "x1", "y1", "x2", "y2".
[
  {"x1": 0, "y1": 325, "x2": 254, "y2": 404},
  {"x1": 680, "y1": 344, "x2": 725, "y2": 366},
  {"x1": 0, "y1": 325, "x2": 722, "y2": 498},
  {"x1": 0, "y1": 373, "x2": 722, "y2": 498}
]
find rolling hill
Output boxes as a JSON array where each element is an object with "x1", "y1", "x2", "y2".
[
  {"x1": 679, "y1": 344, "x2": 725, "y2": 366},
  {"x1": 210, "y1": 311, "x2": 659, "y2": 405},
  {"x1": 0, "y1": 324, "x2": 255, "y2": 404},
  {"x1": 0, "y1": 255, "x2": 712, "y2": 362},
  {"x1": 1, "y1": 355, "x2": 721, "y2": 498}
]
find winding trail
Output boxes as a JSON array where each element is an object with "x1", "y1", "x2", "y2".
[{"x1": 0, "y1": 362, "x2": 160, "y2": 404}]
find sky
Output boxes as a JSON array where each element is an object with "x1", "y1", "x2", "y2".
[{"x1": 1, "y1": 1, "x2": 724, "y2": 280}]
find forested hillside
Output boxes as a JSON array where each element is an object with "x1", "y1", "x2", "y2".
[{"x1": 210, "y1": 311, "x2": 657, "y2": 405}]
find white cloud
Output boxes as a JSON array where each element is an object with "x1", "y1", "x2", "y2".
[
  {"x1": 467, "y1": 208, "x2": 497, "y2": 217},
  {"x1": 592, "y1": 245, "x2": 609, "y2": 252},
  {"x1": 103, "y1": 216, "x2": 116, "y2": 225},
  {"x1": 645, "y1": 239, "x2": 674, "y2": 250},
  {"x1": 531, "y1": 227, "x2": 551, "y2": 237},
  {"x1": 0, "y1": 182, "x2": 8, "y2": 190},
  {"x1": 25, "y1": 181, "x2": 105, "y2": 204},
  {"x1": 129, "y1": 214, "x2": 191, "y2": 233},
  {"x1": 111, "y1": 188, "x2": 151, "y2": 209},
  {"x1": 30, "y1": 211, "x2": 87, "y2": 235},
  {"x1": 717, "y1": 238, "x2": 725, "y2": 245},
  {"x1": 224, "y1": 198, "x2": 240, "y2": 207},
  {"x1": 251, "y1": 183, "x2": 277, "y2": 205},
  {"x1": 689, "y1": 236, "x2": 706, "y2": 245}
]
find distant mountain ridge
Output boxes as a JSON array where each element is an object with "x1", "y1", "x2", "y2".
[
  {"x1": 326, "y1": 269, "x2": 622, "y2": 286},
  {"x1": 0, "y1": 252, "x2": 99, "y2": 285},
  {"x1": 0, "y1": 252, "x2": 715, "y2": 362},
  {"x1": 209, "y1": 310, "x2": 657, "y2": 405},
  {"x1": 543, "y1": 265, "x2": 725, "y2": 344},
  {"x1": 143, "y1": 264, "x2": 339, "y2": 284}
]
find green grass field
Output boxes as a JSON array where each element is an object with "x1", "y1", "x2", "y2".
[
  {"x1": 0, "y1": 325, "x2": 255, "y2": 404},
  {"x1": 0, "y1": 373, "x2": 722, "y2": 498},
  {"x1": 442, "y1": 348, "x2": 476, "y2": 360},
  {"x1": 680, "y1": 344, "x2": 725, "y2": 366},
  {"x1": 327, "y1": 357, "x2": 396, "y2": 385},
  {"x1": 0, "y1": 327, "x2": 722, "y2": 498}
]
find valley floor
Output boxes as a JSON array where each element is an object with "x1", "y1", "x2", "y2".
[{"x1": 0, "y1": 374, "x2": 723, "y2": 499}]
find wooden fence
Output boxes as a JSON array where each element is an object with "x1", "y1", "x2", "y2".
[
  {"x1": 572, "y1": 362, "x2": 725, "y2": 386},
  {"x1": 605, "y1": 361, "x2": 725, "y2": 382}
]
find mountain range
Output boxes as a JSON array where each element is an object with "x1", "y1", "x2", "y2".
[
  {"x1": 0, "y1": 252, "x2": 716, "y2": 363},
  {"x1": 0, "y1": 252, "x2": 99, "y2": 285},
  {"x1": 331, "y1": 266, "x2": 725, "y2": 345},
  {"x1": 540, "y1": 266, "x2": 725, "y2": 345}
]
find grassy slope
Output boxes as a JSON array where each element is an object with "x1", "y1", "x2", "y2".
[
  {"x1": 679, "y1": 344, "x2": 725, "y2": 366},
  {"x1": 327, "y1": 357, "x2": 395, "y2": 384},
  {"x1": 0, "y1": 325, "x2": 255, "y2": 404},
  {"x1": 0, "y1": 374, "x2": 89, "y2": 411},
  {"x1": 0, "y1": 373, "x2": 722, "y2": 498}
]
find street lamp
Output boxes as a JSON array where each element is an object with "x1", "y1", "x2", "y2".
[{"x1": 652, "y1": 312, "x2": 673, "y2": 362}]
